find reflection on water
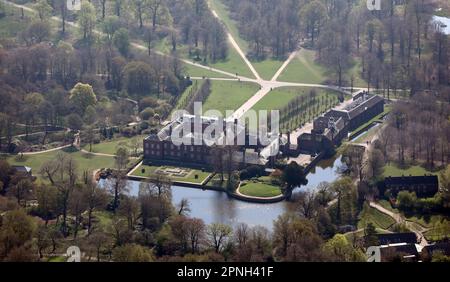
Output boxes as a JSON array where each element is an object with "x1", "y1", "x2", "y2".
[{"x1": 100, "y1": 156, "x2": 343, "y2": 230}]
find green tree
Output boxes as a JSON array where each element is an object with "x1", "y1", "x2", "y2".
[
  {"x1": 112, "y1": 244, "x2": 154, "y2": 262},
  {"x1": 69, "y1": 83, "x2": 97, "y2": 115},
  {"x1": 0, "y1": 209, "x2": 36, "y2": 259},
  {"x1": 36, "y1": 0, "x2": 53, "y2": 21},
  {"x1": 207, "y1": 223, "x2": 232, "y2": 254},
  {"x1": 115, "y1": 147, "x2": 129, "y2": 170},
  {"x1": 322, "y1": 234, "x2": 366, "y2": 262},
  {"x1": 78, "y1": 1, "x2": 96, "y2": 40},
  {"x1": 113, "y1": 28, "x2": 130, "y2": 57},
  {"x1": 282, "y1": 162, "x2": 308, "y2": 200}
]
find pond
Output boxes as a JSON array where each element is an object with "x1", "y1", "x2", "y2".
[
  {"x1": 100, "y1": 157, "x2": 344, "y2": 230},
  {"x1": 433, "y1": 16, "x2": 450, "y2": 35}
]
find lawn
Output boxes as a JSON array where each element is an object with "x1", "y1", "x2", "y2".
[
  {"x1": 209, "y1": 43, "x2": 255, "y2": 79},
  {"x1": 182, "y1": 63, "x2": 231, "y2": 79},
  {"x1": 5, "y1": 147, "x2": 116, "y2": 178},
  {"x1": 82, "y1": 135, "x2": 145, "y2": 155},
  {"x1": 357, "y1": 203, "x2": 396, "y2": 230},
  {"x1": 278, "y1": 49, "x2": 327, "y2": 84},
  {"x1": 382, "y1": 163, "x2": 439, "y2": 178},
  {"x1": 251, "y1": 58, "x2": 285, "y2": 81},
  {"x1": 132, "y1": 164, "x2": 211, "y2": 184},
  {"x1": 202, "y1": 80, "x2": 260, "y2": 117},
  {"x1": 239, "y1": 182, "x2": 282, "y2": 198}
]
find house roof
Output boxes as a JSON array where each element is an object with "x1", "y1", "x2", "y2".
[
  {"x1": 376, "y1": 232, "x2": 418, "y2": 245},
  {"x1": 329, "y1": 95, "x2": 385, "y2": 121},
  {"x1": 380, "y1": 244, "x2": 420, "y2": 261},
  {"x1": 384, "y1": 175, "x2": 439, "y2": 187},
  {"x1": 13, "y1": 166, "x2": 32, "y2": 173}
]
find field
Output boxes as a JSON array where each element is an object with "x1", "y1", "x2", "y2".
[
  {"x1": 82, "y1": 135, "x2": 145, "y2": 156},
  {"x1": 182, "y1": 63, "x2": 231, "y2": 79},
  {"x1": 278, "y1": 49, "x2": 327, "y2": 84},
  {"x1": 209, "y1": 44, "x2": 255, "y2": 79},
  {"x1": 382, "y1": 163, "x2": 439, "y2": 178},
  {"x1": 132, "y1": 164, "x2": 211, "y2": 184},
  {"x1": 251, "y1": 59, "x2": 285, "y2": 81},
  {"x1": 202, "y1": 80, "x2": 260, "y2": 117},
  {"x1": 4, "y1": 147, "x2": 116, "y2": 178},
  {"x1": 358, "y1": 204, "x2": 396, "y2": 230},
  {"x1": 239, "y1": 182, "x2": 282, "y2": 198}
]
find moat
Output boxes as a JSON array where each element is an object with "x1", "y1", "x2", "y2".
[{"x1": 100, "y1": 156, "x2": 343, "y2": 230}]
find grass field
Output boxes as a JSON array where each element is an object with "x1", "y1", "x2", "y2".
[
  {"x1": 5, "y1": 147, "x2": 116, "y2": 178},
  {"x1": 239, "y1": 182, "x2": 282, "y2": 198},
  {"x1": 132, "y1": 164, "x2": 211, "y2": 184},
  {"x1": 202, "y1": 80, "x2": 260, "y2": 117},
  {"x1": 278, "y1": 49, "x2": 327, "y2": 84},
  {"x1": 209, "y1": 44, "x2": 255, "y2": 79},
  {"x1": 382, "y1": 163, "x2": 439, "y2": 178},
  {"x1": 182, "y1": 63, "x2": 231, "y2": 79},
  {"x1": 358, "y1": 203, "x2": 396, "y2": 230},
  {"x1": 251, "y1": 58, "x2": 285, "y2": 81},
  {"x1": 82, "y1": 135, "x2": 145, "y2": 155}
]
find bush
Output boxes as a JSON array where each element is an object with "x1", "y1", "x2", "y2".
[
  {"x1": 140, "y1": 108, "x2": 155, "y2": 121},
  {"x1": 239, "y1": 165, "x2": 265, "y2": 180}
]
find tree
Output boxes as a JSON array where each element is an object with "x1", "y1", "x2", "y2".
[
  {"x1": 69, "y1": 83, "x2": 97, "y2": 115},
  {"x1": 397, "y1": 191, "x2": 417, "y2": 212},
  {"x1": 66, "y1": 113, "x2": 83, "y2": 131},
  {"x1": 8, "y1": 178, "x2": 34, "y2": 207},
  {"x1": 367, "y1": 148, "x2": 385, "y2": 180},
  {"x1": 78, "y1": 1, "x2": 96, "y2": 40},
  {"x1": 332, "y1": 177, "x2": 357, "y2": 225},
  {"x1": 112, "y1": 244, "x2": 154, "y2": 262},
  {"x1": 36, "y1": 226, "x2": 51, "y2": 259},
  {"x1": 295, "y1": 190, "x2": 318, "y2": 219},
  {"x1": 115, "y1": 147, "x2": 129, "y2": 170},
  {"x1": 273, "y1": 214, "x2": 324, "y2": 261},
  {"x1": 36, "y1": 0, "x2": 52, "y2": 21},
  {"x1": 322, "y1": 234, "x2": 366, "y2": 262},
  {"x1": 83, "y1": 181, "x2": 108, "y2": 235},
  {"x1": 123, "y1": 61, "x2": 155, "y2": 96},
  {"x1": 88, "y1": 230, "x2": 111, "y2": 262},
  {"x1": 39, "y1": 152, "x2": 78, "y2": 236},
  {"x1": 186, "y1": 218, "x2": 205, "y2": 254},
  {"x1": 282, "y1": 162, "x2": 308, "y2": 200},
  {"x1": 35, "y1": 184, "x2": 58, "y2": 225},
  {"x1": 207, "y1": 223, "x2": 232, "y2": 254},
  {"x1": 0, "y1": 209, "x2": 36, "y2": 259},
  {"x1": 113, "y1": 28, "x2": 130, "y2": 57},
  {"x1": 300, "y1": 0, "x2": 327, "y2": 46},
  {"x1": 364, "y1": 222, "x2": 379, "y2": 247},
  {"x1": 107, "y1": 172, "x2": 129, "y2": 213}
]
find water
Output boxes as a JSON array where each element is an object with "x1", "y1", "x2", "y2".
[
  {"x1": 350, "y1": 122, "x2": 381, "y2": 142},
  {"x1": 433, "y1": 16, "x2": 450, "y2": 35},
  {"x1": 100, "y1": 156, "x2": 343, "y2": 230}
]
